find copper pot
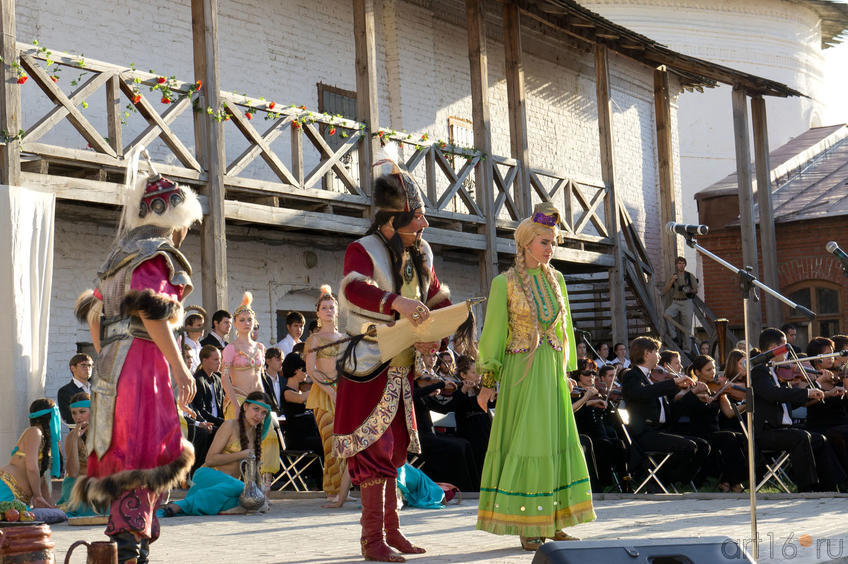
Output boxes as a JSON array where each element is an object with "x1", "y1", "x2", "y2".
[
  {"x1": 63, "y1": 540, "x2": 116, "y2": 564},
  {"x1": 0, "y1": 523, "x2": 55, "y2": 564}
]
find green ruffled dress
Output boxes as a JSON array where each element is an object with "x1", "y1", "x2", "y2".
[{"x1": 476, "y1": 267, "x2": 595, "y2": 537}]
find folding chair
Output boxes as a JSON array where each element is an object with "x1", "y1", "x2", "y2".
[
  {"x1": 735, "y1": 415, "x2": 793, "y2": 493},
  {"x1": 617, "y1": 408, "x2": 675, "y2": 494},
  {"x1": 269, "y1": 417, "x2": 324, "y2": 492}
]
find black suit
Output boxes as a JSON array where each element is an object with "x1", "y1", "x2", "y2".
[
  {"x1": 191, "y1": 367, "x2": 225, "y2": 429},
  {"x1": 199, "y1": 332, "x2": 226, "y2": 350},
  {"x1": 750, "y1": 365, "x2": 846, "y2": 490},
  {"x1": 621, "y1": 366, "x2": 709, "y2": 485},
  {"x1": 57, "y1": 380, "x2": 89, "y2": 425},
  {"x1": 261, "y1": 372, "x2": 284, "y2": 416}
]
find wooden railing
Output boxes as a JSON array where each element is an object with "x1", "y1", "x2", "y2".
[{"x1": 14, "y1": 41, "x2": 637, "y2": 258}]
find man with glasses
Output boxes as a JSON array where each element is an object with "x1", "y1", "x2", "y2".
[{"x1": 57, "y1": 353, "x2": 93, "y2": 425}]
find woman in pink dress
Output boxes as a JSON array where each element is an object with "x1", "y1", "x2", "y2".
[{"x1": 72, "y1": 150, "x2": 202, "y2": 564}]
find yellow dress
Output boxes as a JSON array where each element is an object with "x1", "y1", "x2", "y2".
[{"x1": 306, "y1": 333, "x2": 344, "y2": 496}]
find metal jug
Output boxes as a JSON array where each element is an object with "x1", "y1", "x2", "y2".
[
  {"x1": 64, "y1": 540, "x2": 117, "y2": 564},
  {"x1": 239, "y1": 452, "x2": 266, "y2": 511}
]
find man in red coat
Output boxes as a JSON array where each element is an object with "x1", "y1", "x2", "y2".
[{"x1": 334, "y1": 152, "x2": 450, "y2": 562}]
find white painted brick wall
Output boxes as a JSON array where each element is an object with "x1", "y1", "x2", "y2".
[{"x1": 20, "y1": 0, "x2": 683, "y2": 398}]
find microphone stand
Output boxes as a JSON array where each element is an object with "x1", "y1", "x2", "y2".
[
  {"x1": 675, "y1": 231, "x2": 816, "y2": 562},
  {"x1": 576, "y1": 331, "x2": 614, "y2": 367}
]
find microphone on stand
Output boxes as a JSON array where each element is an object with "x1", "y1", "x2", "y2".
[
  {"x1": 743, "y1": 344, "x2": 790, "y2": 369},
  {"x1": 826, "y1": 241, "x2": 848, "y2": 269},
  {"x1": 666, "y1": 222, "x2": 709, "y2": 236}
]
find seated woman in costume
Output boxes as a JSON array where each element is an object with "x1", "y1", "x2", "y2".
[
  {"x1": 57, "y1": 392, "x2": 100, "y2": 516},
  {"x1": 0, "y1": 399, "x2": 60, "y2": 508},
  {"x1": 451, "y1": 354, "x2": 492, "y2": 475},
  {"x1": 161, "y1": 391, "x2": 272, "y2": 517},
  {"x1": 221, "y1": 292, "x2": 278, "y2": 477}
]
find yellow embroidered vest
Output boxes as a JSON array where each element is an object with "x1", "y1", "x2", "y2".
[{"x1": 504, "y1": 268, "x2": 564, "y2": 353}]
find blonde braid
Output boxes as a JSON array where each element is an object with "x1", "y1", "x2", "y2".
[
  {"x1": 514, "y1": 251, "x2": 541, "y2": 353},
  {"x1": 542, "y1": 263, "x2": 567, "y2": 326}
]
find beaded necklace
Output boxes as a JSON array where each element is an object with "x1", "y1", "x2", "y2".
[{"x1": 524, "y1": 268, "x2": 558, "y2": 326}]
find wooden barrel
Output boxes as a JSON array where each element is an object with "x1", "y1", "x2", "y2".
[{"x1": 0, "y1": 522, "x2": 55, "y2": 564}]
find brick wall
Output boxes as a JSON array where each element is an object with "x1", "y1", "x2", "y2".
[{"x1": 699, "y1": 217, "x2": 848, "y2": 333}]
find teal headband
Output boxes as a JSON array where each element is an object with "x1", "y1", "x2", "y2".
[
  {"x1": 28, "y1": 405, "x2": 61, "y2": 478},
  {"x1": 70, "y1": 400, "x2": 91, "y2": 409},
  {"x1": 244, "y1": 399, "x2": 272, "y2": 440}
]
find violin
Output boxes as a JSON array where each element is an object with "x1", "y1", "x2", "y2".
[
  {"x1": 596, "y1": 379, "x2": 622, "y2": 402},
  {"x1": 704, "y1": 378, "x2": 747, "y2": 403},
  {"x1": 650, "y1": 366, "x2": 676, "y2": 384}
]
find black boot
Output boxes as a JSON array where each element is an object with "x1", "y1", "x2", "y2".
[
  {"x1": 112, "y1": 533, "x2": 141, "y2": 564},
  {"x1": 138, "y1": 538, "x2": 150, "y2": 564}
]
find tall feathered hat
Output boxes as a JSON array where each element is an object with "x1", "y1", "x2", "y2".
[{"x1": 372, "y1": 143, "x2": 425, "y2": 213}]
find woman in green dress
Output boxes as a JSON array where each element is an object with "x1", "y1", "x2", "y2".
[{"x1": 475, "y1": 202, "x2": 595, "y2": 551}]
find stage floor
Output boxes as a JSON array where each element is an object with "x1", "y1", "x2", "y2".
[{"x1": 52, "y1": 493, "x2": 848, "y2": 563}]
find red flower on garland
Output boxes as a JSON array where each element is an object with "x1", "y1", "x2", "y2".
[
  {"x1": 224, "y1": 115, "x2": 230, "y2": 121},
  {"x1": 132, "y1": 94, "x2": 141, "y2": 104},
  {"x1": 157, "y1": 76, "x2": 167, "y2": 84},
  {"x1": 268, "y1": 101, "x2": 276, "y2": 109},
  {"x1": 16, "y1": 75, "x2": 27, "y2": 84},
  {"x1": 292, "y1": 121, "x2": 301, "y2": 130},
  {"x1": 299, "y1": 105, "x2": 306, "y2": 110},
  {"x1": 50, "y1": 76, "x2": 58, "y2": 83},
  {"x1": 161, "y1": 96, "x2": 171, "y2": 104},
  {"x1": 378, "y1": 130, "x2": 385, "y2": 138},
  {"x1": 328, "y1": 127, "x2": 336, "y2": 135},
  {"x1": 195, "y1": 80, "x2": 202, "y2": 89},
  {"x1": 420, "y1": 133, "x2": 429, "y2": 141},
  {"x1": 245, "y1": 112, "x2": 253, "y2": 120}
]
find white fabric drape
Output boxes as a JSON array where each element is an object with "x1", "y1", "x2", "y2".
[{"x1": 0, "y1": 186, "x2": 55, "y2": 457}]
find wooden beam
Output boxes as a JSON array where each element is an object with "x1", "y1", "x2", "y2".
[
  {"x1": 594, "y1": 44, "x2": 628, "y2": 345},
  {"x1": 751, "y1": 95, "x2": 780, "y2": 327},
  {"x1": 354, "y1": 0, "x2": 379, "y2": 212},
  {"x1": 653, "y1": 67, "x2": 678, "y2": 281},
  {"x1": 192, "y1": 0, "x2": 228, "y2": 314},
  {"x1": 731, "y1": 87, "x2": 762, "y2": 335},
  {"x1": 503, "y1": 1, "x2": 530, "y2": 218},
  {"x1": 2, "y1": 0, "x2": 22, "y2": 185},
  {"x1": 467, "y1": 0, "x2": 498, "y2": 295}
]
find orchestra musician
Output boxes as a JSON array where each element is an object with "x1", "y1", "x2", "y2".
[
  {"x1": 621, "y1": 337, "x2": 709, "y2": 490},
  {"x1": 750, "y1": 328, "x2": 847, "y2": 492},
  {"x1": 803, "y1": 337, "x2": 848, "y2": 474}
]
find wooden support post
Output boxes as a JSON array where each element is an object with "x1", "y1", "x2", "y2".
[
  {"x1": 0, "y1": 0, "x2": 20, "y2": 186},
  {"x1": 467, "y1": 0, "x2": 497, "y2": 291},
  {"x1": 595, "y1": 44, "x2": 628, "y2": 345},
  {"x1": 503, "y1": 1, "x2": 530, "y2": 217},
  {"x1": 732, "y1": 87, "x2": 762, "y2": 335},
  {"x1": 192, "y1": 0, "x2": 228, "y2": 314},
  {"x1": 653, "y1": 67, "x2": 678, "y2": 281},
  {"x1": 106, "y1": 74, "x2": 123, "y2": 157},
  {"x1": 354, "y1": 0, "x2": 379, "y2": 212},
  {"x1": 751, "y1": 96, "x2": 780, "y2": 327}
]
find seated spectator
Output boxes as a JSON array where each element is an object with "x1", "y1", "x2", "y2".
[
  {"x1": 161, "y1": 391, "x2": 272, "y2": 517},
  {"x1": 595, "y1": 343, "x2": 611, "y2": 367},
  {"x1": 57, "y1": 393, "x2": 101, "y2": 517},
  {"x1": 280, "y1": 354, "x2": 322, "y2": 456},
  {"x1": 57, "y1": 354, "x2": 92, "y2": 426},
  {"x1": 452, "y1": 355, "x2": 492, "y2": 475},
  {"x1": 0, "y1": 399, "x2": 61, "y2": 508},
  {"x1": 276, "y1": 311, "x2": 305, "y2": 357},
  {"x1": 413, "y1": 352, "x2": 479, "y2": 491},
  {"x1": 262, "y1": 348, "x2": 285, "y2": 415},
  {"x1": 699, "y1": 341, "x2": 711, "y2": 356},
  {"x1": 200, "y1": 309, "x2": 231, "y2": 350},
  {"x1": 576, "y1": 341, "x2": 588, "y2": 361},
  {"x1": 182, "y1": 311, "x2": 205, "y2": 373},
  {"x1": 191, "y1": 345, "x2": 225, "y2": 432}
]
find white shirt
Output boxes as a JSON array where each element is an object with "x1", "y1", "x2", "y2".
[
  {"x1": 72, "y1": 377, "x2": 91, "y2": 395},
  {"x1": 612, "y1": 357, "x2": 631, "y2": 369},
  {"x1": 638, "y1": 364, "x2": 665, "y2": 424},
  {"x1": 207, "y1": 331, "x2": 227, "y2": 348},
  {"x1": 276, "y1": 334, "x2": 299, "y2": 357},
  {"x1": 769, "y1": 368, "x2": 793, "y2": 426},
  {"x1": 184, "y1": 336, "x2": 201, "y2": 373}
]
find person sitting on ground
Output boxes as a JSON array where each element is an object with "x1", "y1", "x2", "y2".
[
  {"x1": 452, "y1": 354, "x2": 492, "y2": 478},
  {"x1": 57, "y1": 354, "x2": 93, "y2": 426},
  {"x1": 57, "y1": 393, "x2": 101, "y2": 517},
  {"x1": 0, "y1": 399, "x2": 60, "y2": 509},
  {"x1": 160, "y1": 391, "x2": 272, "y2": 517}
]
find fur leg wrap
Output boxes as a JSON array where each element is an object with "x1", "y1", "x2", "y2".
[
  {"x1": 70, "y1": 440, "x2": 194, "y2": 512},
  {"x1": 75, "y1": 289, "x2": 103, "y2": 326},
  {"x1": 120, "y1": 289, "x2": 183, "y2": 324}
]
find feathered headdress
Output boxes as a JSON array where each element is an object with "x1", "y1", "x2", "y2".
[{"x1": 233, "y1": 291, "x2": 255, "y2": 318}]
